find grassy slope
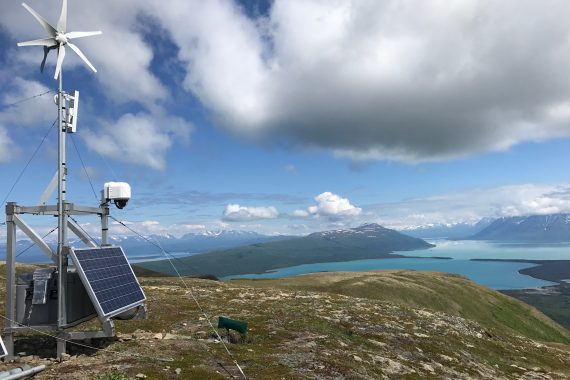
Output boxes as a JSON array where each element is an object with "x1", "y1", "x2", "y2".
[
  {"x1": 502, "y1": 283, "x2": 570, "y2": 331},
  {"x1": 237, "y1": 270, "x2": 570, "y2": 344},
  {"x1": 136, "y1": 233, "x2": 433, "y2": 277},
  {"x1": 2, "y1": 264, "x2": 569, "y2": 378}
]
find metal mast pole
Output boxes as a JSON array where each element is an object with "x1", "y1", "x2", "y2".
[{"x1": 57, "y1": 68, "x2": 68, "y2": 359}]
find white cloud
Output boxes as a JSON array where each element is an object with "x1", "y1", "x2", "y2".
[
  {"x1": 145, "y1": 0, "x2": 272, "y2": 130},
  {"x1": 369, "y1": 184, "x2": 570, "y2": 230},
  {"x1": 0, "y1": 77, "x2": 53, "y2": 127},
  {"x1": 291, "y1": 209, "x2": 310, "y2": 218},
  {"x1": 82, "y1": 112, "x2": 192, "y2": 170},
  {"x1": 0, "y1": 127, "x2": 15, "y2": 163},
  {"x1": 294, "y1": 192, "x2": 362, "y2": 221},
  {"x1": 108, "y1": 220, "x2": 206, "y2": 238},
  {"x1": 146, "y1": 0, "x2": 570, "y2": 162},
  {"x1": 0, "y1": 77, "x2": 54, "y2": 162},
  {"x1": 222, "y1": 203, "x2": 279, "y2": 222},
  {"x1": 6, "y1": 1, "x2": 570, "y2": 164}
]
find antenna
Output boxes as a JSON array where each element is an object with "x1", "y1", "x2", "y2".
[{"x1": 66, "y1": 91, "x2": 79, "y2": 133}]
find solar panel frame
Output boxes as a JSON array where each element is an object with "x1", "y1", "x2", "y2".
[
  {"x1": 0, "y1": 336, "x2": 7, "y2": 358},
  {"x1": 69, "y1": 246, "x2": 146, "y2": 319}
]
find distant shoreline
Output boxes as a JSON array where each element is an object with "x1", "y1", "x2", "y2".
[{"x1": 471, "y1": 258, "x2": 570, "y2": 283}]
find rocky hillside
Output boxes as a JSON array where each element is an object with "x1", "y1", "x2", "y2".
[{"x1": 1, "y1": 269, "x2": 569, "y2": 379}]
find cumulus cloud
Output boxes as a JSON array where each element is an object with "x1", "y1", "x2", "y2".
[
  {"x1": 148, "y1": 0, "x2": 570, "y2": 162},
  {"x1": 294, "y1": 192, "x2": 362, "y2": 220},
  {"x1": 222, "y1": 203, "x2": 279, "y2": 221},
  {"x1": 5, "y1": 0, "x2": 570, "y2": 166},
  {"x1": 82, "y1": 112, "x2": 192, "y2": 170}
]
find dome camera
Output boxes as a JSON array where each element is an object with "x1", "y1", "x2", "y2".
[
  {"x1": 102, "y1": 182, "x2": 131, "y2": 209},
  {"x1": 114, "y1": 199, "x2": 128, "y2": 209}
]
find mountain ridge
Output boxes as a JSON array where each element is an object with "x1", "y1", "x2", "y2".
[
  {"x1": 137, "y1": 223, "x2": 435, "y2": 277},
  {"x1": 468, "y1": 213, "x2": 570, "y2": 241}
]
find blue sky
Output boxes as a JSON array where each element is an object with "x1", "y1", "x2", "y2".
[{"x1": 2, "y1": 0, "x2": 570, "y2": 237}]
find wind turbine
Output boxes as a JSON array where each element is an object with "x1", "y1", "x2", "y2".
[
  {"x1": 17, "y1": 0, "x2": 101, "y2": 79},
  {"x1": 15, "y1": 0, "x2": 101, "y2": 359}
]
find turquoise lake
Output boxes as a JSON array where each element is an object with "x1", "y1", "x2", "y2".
[{"x1": 224, "y1": 240, "x2": 570, "y2": 290}]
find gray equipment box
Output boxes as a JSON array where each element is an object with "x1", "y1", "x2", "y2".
[{"x1": 16, "y1": 268, "x2": 97, "y2": 327}]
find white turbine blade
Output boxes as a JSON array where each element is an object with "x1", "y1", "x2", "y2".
[
  {"x1": 17, "y1": 37, "x2": 56, "y2": 47},
  {"x1": 22, "y1": 3, "x2": 56, "y2": 37},
  {"x1": 65, "y1": 31, "x2": 102, "y2": 39},
  {"x1": 57, "y1": 0, "x2": 67, "y2": 32},
  {"x1": 67, "y1": 42, "x2": 97, "y2": 73},
  {"x1": 54, "y1": 43, "x2": 65, "y2": 80}
]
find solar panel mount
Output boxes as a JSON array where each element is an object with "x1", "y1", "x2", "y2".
[{"x1": 69, "y1": 246, "x2": 146, "y2": 319}]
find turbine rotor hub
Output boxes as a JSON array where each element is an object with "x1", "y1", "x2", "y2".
[{"x1": 56, "y1": 33, "x2": 68, "y2": 45}]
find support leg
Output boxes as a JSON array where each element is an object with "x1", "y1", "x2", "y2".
[{"x1": 4, "y1": 203, "x2": 17, "y2": 359}]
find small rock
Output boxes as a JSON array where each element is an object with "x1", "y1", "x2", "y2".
[
  {"x1": 510, "y1": 364, "x2": 527, "y2": 371},
  {"x1": 422, "y1": 363, "x2": 435, "y2": 373},
  {"x1": 118, "y1": 333, "x2": 132, "y2": 341},
  {"x1": 153, "y1": 333, "x2": 164, "y2": 340},
  {"x1": 135, "y1": 374, "x2": 147, "y2": 379},
  {"x1": 304, "y1": 341, "x2": 317, "y2": 349},
  {"x1": 175, "y1": 368, "x2": 182, "y2": 375},
  {"x1": 353, "y1": 355, "x2": 362, "y2": 362},
  {"x1": 368, "y1": 339, "x2": 387, "y2": 347},
  {"x1": 20, "y1": 355, "x2": 34, "y2": 363},
  {"x1": 163, "y1": 333, "x2": 176, "y2": 340},
  {"x1": 476, "y1": 333, "x2": 483, "y2": 339}
]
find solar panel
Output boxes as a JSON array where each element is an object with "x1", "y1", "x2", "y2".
[{"x1": 69, "y1": 246, "x2": 146, "y2": 318}]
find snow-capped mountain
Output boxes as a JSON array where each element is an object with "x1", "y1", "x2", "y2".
[
  {"x1": 469, "y1": 214, "x2": 570, "y2": 241},
  {"x1": 307, "y1": 223, "x2": 435, "y2": 250},
  {"x1": 401, "y1": 218, "x2": 494, "y2": 239},
  {"x1": 0, "y1": 230, "x2": 292, "y2": 263}
]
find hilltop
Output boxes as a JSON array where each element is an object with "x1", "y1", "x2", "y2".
[
  {"x1": 136, "y1": 223, "x2": 435, "y2": 278},
  {"x1": 1, "y1": 267, "x2": 569, "y2": 379}
]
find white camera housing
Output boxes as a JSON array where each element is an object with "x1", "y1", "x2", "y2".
[{"x1": 103, "y1": 182, "x2": 131, "y2": 209}]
